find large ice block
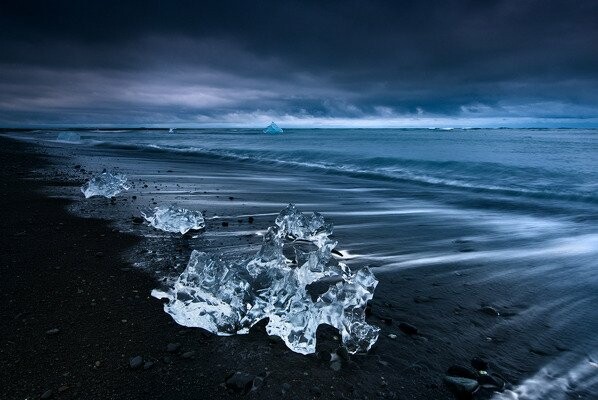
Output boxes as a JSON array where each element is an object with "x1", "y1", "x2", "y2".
[
  {"x1": 81, "y1": 172, "x2": 129, "y2": 198},
  {"x1": 263, "y1": 122, "x2": 283, "y2": 134},
  {"x1": 152, "y1": 204, "x2": 379, "y2": 355},
  {"x1": 142, "y1": 206, "x2": 205, "y2": 234}
]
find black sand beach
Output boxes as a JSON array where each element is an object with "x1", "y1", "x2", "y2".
[
  {"x1": 1, "y1": 133, "x2": 596, "y2": 400},
  {"x1": 0, "y1": 137, "x2": 451, "y2": 399}
]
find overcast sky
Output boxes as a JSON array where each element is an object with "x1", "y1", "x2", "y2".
[{"x1": 1, "y1": 0, "x2": 597, "y2": 127}]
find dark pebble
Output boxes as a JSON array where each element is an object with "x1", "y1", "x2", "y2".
[
  {"x1": 281, "y1": 382, "x2": 291, "y2": 394},
  {"x1": 41, "y1": 389, "x2": 53, "y2": 399},
  {"x1": 443, "y1": 376, "x2": 479, "y2": 395},
  {"x1": 471, "y1": 357, "x2": 489, "y2": 371},
  {"x1": 336, "y1": 346, "x2": 351, "y2": 362},
  {"x1": 248, "y1": 216, "x2": 254, "y2": 223},
  {"x1": 398, "y1": 322, "x2": 418, "y2": 335},
  {"x1": 166, "y1": 342, "x2": 180, "y2": 353},
  {"x1": 221, "y1": 221, "x2": 229, "y2": 227},
  {"x1": 447, "y1": 365, "x2": 478, "y2": 380},
  {"x1": 163, "y1": 356, "x2": 172, "y2": 364},
  {"x1": 143, "y1": 361, "x2": 154, "y2": 370},
  {"x1": 481, "y1": 306, "x2": 500, "y2": 316},
  {"x1": 478, "y1": 373, "x2": 505, "y2": 390},
  {"x1": 317, "y1": 350, "x2": 332, "y2": 362},
  {"x1": 229, "y1": 196, "x2": 234, "y2": 200},
  {"x1": 74, "y1": 165, "x2": 81, "y2": 169},
  {"x1": 131, "y1": 216, "x2": 144, "y2": 224},
  {"x1": 181, "y1": 351, "x2": 195, "y2": 359},
  {"x1": 129, "y1": 356, "x2": 143, "y2": 369},
  {"x1": 95, "y1": 251, "x2": 104, "y2": 258},
  {"x1": 45, "y1": 328, "x2": 60, "y2": 335},
  {"x1": 225, "y1": 372, "x2": 255, "y2": 394}
]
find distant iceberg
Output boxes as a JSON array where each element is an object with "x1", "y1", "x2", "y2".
[
  {"x1": 152, "y1": 204, "x2": 379, "y2": 355},
  {"x1": 142, "y1": 206, "x2": 205, "y2": 234},
  {"x1": 263, "y1": 122, "x2": 283, "y2": 134},
  {"x1": 81, "y1": 172, "x2": 129, "y2": 198},
  {"x1": 56, "y1": 132, "x2": 81, "y2": 143}
]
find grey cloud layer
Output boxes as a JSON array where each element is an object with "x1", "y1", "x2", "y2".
[{"x1": 1, "y1": 0, "x2": 597, "y2": 126}]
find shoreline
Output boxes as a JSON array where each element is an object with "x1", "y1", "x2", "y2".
[
  {"x1": 2, "y1": 133, "x2": 595, "y2": 400},
  {"x1": 0, "y1": 136, "x2": 453, "y2": 400}
]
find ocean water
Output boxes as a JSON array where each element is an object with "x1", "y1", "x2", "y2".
[{"x1": 7, "y1": 128, "x2": 598, "y2": 399}]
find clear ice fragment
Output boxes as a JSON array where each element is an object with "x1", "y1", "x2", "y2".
[
  {"x1": 56, "y1": 132, "x2": 81, "y2": 143},
  {"x1": 152, "y1": 204, "x2": 379, "y2": 355},
  {"x1": 263, "y1": 122, "x2": 283, "y2": 134},
  {"x1": 142, "y1": 206, "x2": 205, "y2": 234},
  {"x1": 81, "y1": 172, "x2": 129, "y2": 198}
]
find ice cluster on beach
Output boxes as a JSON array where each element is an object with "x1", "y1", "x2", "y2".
[
  {"x1": 142, "y1": 206, "x2": 205, "y2": 234},
  {"x1": 152, "y1": 204, "x2": 379, "y2": 355},
  {"x1": 263, "y1": 122, "x2": 283, "y2": 134},
  {"x1": 81, "y1": 172, "x2": 129, "y2": 198},
  {"x1": 56, "y1": 132, "x2": 81, "y2": 143}
]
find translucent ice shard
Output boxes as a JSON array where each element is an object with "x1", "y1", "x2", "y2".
[
  {"x1": 56, "y1": 132, "x2": 81, "y2": 143},
  {"x1": 142, "y1": 206, "x2": 205, "y2": 234},
  {"x1": 152, "y1": 204, "x2": 379, "y2": 355},
  {"x1": 81, "y1": 172, "x2": 129, "y2": 198},
  {"x1": 263, "y1": 122, "x2": 283, "y2": 134}
]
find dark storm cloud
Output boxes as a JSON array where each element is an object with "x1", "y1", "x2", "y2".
[{"x1": 1, "y1": 0, "x2": 597, "y2": 126}]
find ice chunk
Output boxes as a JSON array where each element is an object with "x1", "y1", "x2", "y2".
[
  {"x1": 56, "y1": 132, "x2": 81, "y2": 143},
  {"x1": 263, "y1": 122, "x2": 283, "y2": 134},
  {"x1": 142, "y1": 206, "x2": 205, "y2": 234},
  {"x1": 168, "y1": 128, "x2": 175, "y2": 133},
  {"x1": 152, "y1": 204, "x2": 379, "y2": 355},
  {"x1": 81, "y1": 172, "x2": 129, "y2": 198}
]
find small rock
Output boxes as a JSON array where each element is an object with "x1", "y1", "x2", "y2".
[
  {"x1": 181, "y1": 351, "x2": 195, "y2": 359},
  {"x1": 41, "y1": 389, "x2": 53, "y2": 399},
  {"x1": 129, "y1": 356, "x2": 143, "y2": 369},
  {"x1": 378, "y1": 315, "x2": 393, "y2": 325},
  {"x1": 330, "y1": 361, "x2": 342, "y2": 371},
  {"x1": 248, "y1": 216, "x2": 254, "y2": 224},
  {"x1": 443, "y1": 376, "x2": 479, "y2": 395},
  {"x1": 225, "y1": 371, "x2": 255, "y2": 394},
  {"x1": 317, "y1": 350, "x2": 332, "y2": 362},
  {"x1": 281, "y1": 382, "x2": 291, "y2": 394},
  {"x1": 166, "y1": 342, "x2": 180, "y2": 353},
  {"x1": 447, "y1": 365, "x2": 478, "y2": 380},
  {"x1": 57, "y1": 386, "x2": 69, "y2": 393},
  {"x1": 95, "y1": 251, "x2": 104, "y2": 258},
  {"x1": 45, "y1": 328, "x2": 60, "y2": 335},
  {"x1": 221, "y1": 221, "x2": 229, "y2": 227},
  {"x1": 388, "y1": 333, "x2": 397, "y2": 339},
  {"x1": 478, "y1": 373, "x2": 505, "y2": 390},
  {"x1": 94, "y1": 361, "x2": 101, "y2": 367},
  {"x1": 398, "y1": 322, "x2": 418, "y2": 335},
  {"x1": 336, "y1": 347, "x2": 351, "y2": 362},
  {"x1": 143, "y1": 361, "x2": 154, "y2": 370},
  {"x1": 131, "y1": 216, "x2": 144, "y2": 224},
  {"x1": 481, "y1": 306, "x2": 500, "y2": 316},
  {"x1": 471, "y1": 356, "x2": 489, "y2": 371},
  {"x1": 163, "y1": 356, "x2": 172, "y2": 364}
]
